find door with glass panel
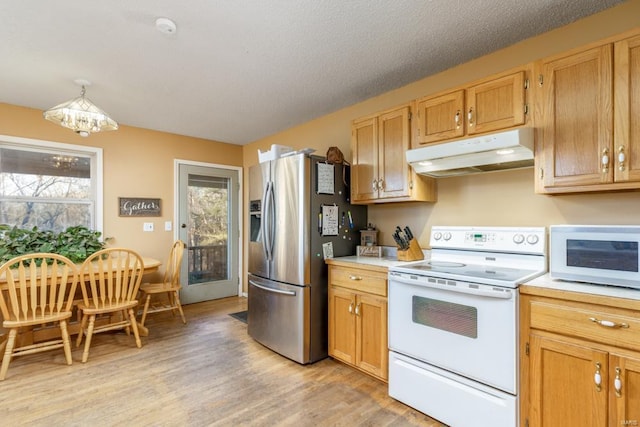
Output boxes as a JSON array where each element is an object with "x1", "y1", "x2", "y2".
[{"x1": 178, "y1": 163, "x2": 239, "y2": 304}]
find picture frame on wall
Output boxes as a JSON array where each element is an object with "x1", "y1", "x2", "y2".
[{"x1": 118, "y1": 197, "x2": 161, "y2": 217}]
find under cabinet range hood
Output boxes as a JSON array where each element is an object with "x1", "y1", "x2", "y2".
[{"x1": 406, "y1": 128, "x2": 535, "y2": 177}]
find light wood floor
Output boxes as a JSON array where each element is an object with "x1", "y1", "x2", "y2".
[{"x1": 0, "y1": 296, "x2": 446, "y2": 427}]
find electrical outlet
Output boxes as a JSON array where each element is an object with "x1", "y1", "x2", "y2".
[
  {"x1": 164, "y1": 221, "x2": 172, "y2": 231},
  {"x1": 143, "y1": 222, "x2": 154, "y2": 232}
]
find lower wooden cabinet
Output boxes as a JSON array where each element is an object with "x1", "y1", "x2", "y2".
[
  {"x1": 521, "y1": 287, "x2": 640, "y2": 427},
  {"x1": 327, "y1": 263, "x2": 388, "y2": 382}
]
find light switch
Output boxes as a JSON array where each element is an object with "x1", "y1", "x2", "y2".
[
  {"x1": 143, "y1": 222, "x2": 154, "y2": 232},
  {"x1": 164, "y1": 221, "x2": 172, "y2": 231}
]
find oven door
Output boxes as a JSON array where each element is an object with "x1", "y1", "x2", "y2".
[{"x1": 388, "y1": 271, "x2": 518, "y2": 393}]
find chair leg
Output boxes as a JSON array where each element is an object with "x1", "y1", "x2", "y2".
[
  {"x1": 81, "y1": 314, "x2": 96, "y2": 363},
  {"x1": 127, "y1": 308, "x2": 142, "y2": 349},
  {"x1": 60, "y1": 320, "x2": 73, "y2": 366},
  {"x1": 174, "y1": 291, "x2": 187, "y2": 324},
  {"x1": 76, "y1": 314, "x2": 88, "y2": 347},
  {"x1": 140, "y1": 293, "x2": 152, "y2": 327},
  {"x1": 0, "y1": 329, "x2": 18, "y2": 380}
]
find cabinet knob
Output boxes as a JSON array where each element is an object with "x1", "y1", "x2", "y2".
[
  {"x1": 618, "y1": 146, "x2": 626, "y2": 172},
  {"x1": 614, "y1": 367, "x2": 622, "y2": 398},
  {"x1": 601, "y1": 148, "x2": 610, "y2": 174},
  {"x1": 589, "y1": 316, "x2": 629, "y2": 329}
]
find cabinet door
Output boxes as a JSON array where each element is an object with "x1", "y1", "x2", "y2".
[
  {"x1": 540, "y1": 45, "x2": 613, "y2": 188},
  {"x1": 355, "y1": 293, "x2": 388, "y2": 380},
  {"x1": 610, "y1": 354, "x2": 640, "y2": 427},
  {"x1": 328, "y1": 286, "x2": 356, "y2": 364},
  {"x1": 467, "y1": 71, "x2": 526, "y2": 135},
  {"x1": 351, "y1": 117, "x2": 378, "y2": 202},
  {"x1": 614, "y1": 34, "x2": 640, "y2": 183},
  {"x1": 529, "y1": 334, "x2": 608, "y2": 427},
  {"x1": 414, "y1": 90, "x2": 465, "y2": 145},
  {"x1": 378, "y1": 106, "x2": 412, "y2": 199}
]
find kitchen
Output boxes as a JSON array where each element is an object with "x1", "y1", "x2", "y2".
[{"x1": 1, "y1": 1, "x2": 640, "y2": 426}]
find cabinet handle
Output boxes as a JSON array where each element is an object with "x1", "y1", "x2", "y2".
[
  {"x1": 355, "y1": 302, "x2": 361, "y2": 316},
  {"x1": 467, "y1": 108, "x2": 474, "y2": 127},
  {"x1": 349, "y1": 275, "x2": 363, "y2": 281},
  {"x1": 454, "y1": 110, "x2": 461, "y2": 129},
  {"x1": 601, "y1": 148, "x2": 610, "y2": 174},
  {"x1": 589, "y1": 317, "x2": 629, "y2": 329},
  {"x1": 348, "y1": 301, "x2": 354, "y2": 314},
  {"x1": 378, "y1": 178, "x2": 384, "y2": 190},
  {"x1": 618, "y1": 146, "x2": 626, "y2": 172},
  {"x1": 594, "y1": 362, "x2": 602, "y2": 392},
  {"x1": 372, "y1": 179, "x2": 378, "y2": 191},
  {"x1": 614, "y1": 367, "x2": 622, "y2": 398}
]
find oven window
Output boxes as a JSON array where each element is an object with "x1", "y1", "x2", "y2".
[
  {"x1": 412, "y1": 296, "x2": 477, "y2": 339},
  {"x1": 567, "y1": 239, "x2": 638, "y2": 272}
]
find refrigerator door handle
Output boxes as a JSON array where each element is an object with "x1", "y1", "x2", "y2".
[
  {"x1": 249, "y1": 280, "x2": 297, "y2": 296},
  {"x1": 262, "y1": 181, "x2": 274, "y2": 261}
]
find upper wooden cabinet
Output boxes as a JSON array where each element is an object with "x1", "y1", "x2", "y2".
[
  {"x1": 412, "y1": 70, "x2": 528, "y2": 147},
  {"x1": 351, "y1": 104, "x2": 436, "y2": 204},
  {"x1": 536, "y1": 31, "x2": 640, "y2": 193}
]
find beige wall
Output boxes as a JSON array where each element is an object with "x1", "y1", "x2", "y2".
[
  {"x1": 0, "y1": 103, "x2": 243, "y2": 280},
  {"x1": 243, "y1": 0, "x2": 640, "y2": 255}
]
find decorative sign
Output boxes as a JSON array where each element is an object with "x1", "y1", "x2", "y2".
[{"x1": 119, "y1": 197, "x2": 161, "y2": 217}]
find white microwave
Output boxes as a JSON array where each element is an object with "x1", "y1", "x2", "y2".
[{"x1": 550, "y1": 225, "x2": 640, "y2": 289}]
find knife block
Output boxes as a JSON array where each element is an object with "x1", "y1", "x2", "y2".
[{"x1": 397, "y1": 238, "x2": 424, "y2": 261}]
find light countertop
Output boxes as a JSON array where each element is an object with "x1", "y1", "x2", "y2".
[
  {"x1": 523, "y1": 273, "x2": 640, "y2": 302},
  {"x1": 325, "y1": 246, "x2": 430, "y2": 270}
]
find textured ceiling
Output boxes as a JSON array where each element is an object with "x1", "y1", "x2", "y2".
[{"x1": 0, "y1": 0, "x2": 626, "y2": 145}]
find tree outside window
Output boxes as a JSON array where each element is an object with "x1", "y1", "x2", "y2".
[{"x1": 0, "y1": 140, "x2": 101, "y2": 232}]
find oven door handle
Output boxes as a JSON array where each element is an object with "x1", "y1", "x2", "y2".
[{"x1": 390, "y1": 275, "x2": 513, "y2": 299}]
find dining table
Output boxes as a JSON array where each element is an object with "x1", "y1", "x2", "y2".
[{"x1": 0, "y1": 256, "x2": 162, "y2": 345}]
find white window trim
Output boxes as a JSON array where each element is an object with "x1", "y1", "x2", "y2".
[{"x1": 0, "y1": 134, "x2": 104, "y2": 233}]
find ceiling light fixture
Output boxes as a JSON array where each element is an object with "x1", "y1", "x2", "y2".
[{"x1": 43, "y1": 79, "x2": 118, "y2": 137}]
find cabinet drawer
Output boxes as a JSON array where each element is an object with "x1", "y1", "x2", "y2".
[
  {"x1": 329, "y1": 266, "x2": 387, "y2": 296},
  {"x1": 529, "y1": 300, "x2": 640, "y2": 352}
]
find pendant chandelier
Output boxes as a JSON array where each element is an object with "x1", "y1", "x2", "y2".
[{"x1": 43, "y1": 82, "x2": 118, "y2": 137}]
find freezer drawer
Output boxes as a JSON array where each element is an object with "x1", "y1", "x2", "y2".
[{"x1": 247, "y1": 274, "x2": 310, "y2": 364}]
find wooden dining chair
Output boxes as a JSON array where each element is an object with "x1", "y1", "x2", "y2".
[
  {"x1": 139, "y1": 240, "x2": 186, "y2": 327},
  {"x1": 0, "y1": 253, "x2": 79, "y2": 380},
  {"x1": 76, "y1": 248, "x2": 144, "y2": 363}
]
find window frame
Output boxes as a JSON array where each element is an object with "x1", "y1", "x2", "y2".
[{"x1": 0, "y1": 134, "x2": 103, "y2": 233}]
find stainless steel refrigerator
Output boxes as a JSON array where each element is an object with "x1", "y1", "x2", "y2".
[{"x1": 248, "y1": 153, "x2": 366, "y2": 364}]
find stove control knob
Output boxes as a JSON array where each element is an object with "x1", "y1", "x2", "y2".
[
  {"x1": 443, "y1": 232, "x2": 452, "y2": 241},
  {"x1": 433, "y1": 232, "x2": 442, "y2": 241},
  {"x1": 513, "y1": 234, "x2": 525, "y2": 244},
  {"x1": 527, "y1": 234, "x2": 539, "y2": 245}
]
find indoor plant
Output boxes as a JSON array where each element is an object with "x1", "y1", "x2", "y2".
[{"x1": 0, "y1": 224, "x2": 108, "y2": 264}]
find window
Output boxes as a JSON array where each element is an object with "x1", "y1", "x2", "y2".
[{"x1": 0, "y1": 135, "x2": 103, "y2": 232}]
